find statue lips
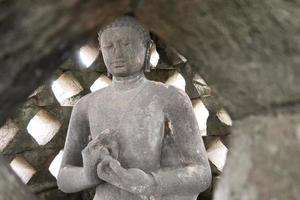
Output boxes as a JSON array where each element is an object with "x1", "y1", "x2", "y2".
[{"x1": 112, "y1": 60, "x2": 126, "y2": 68}]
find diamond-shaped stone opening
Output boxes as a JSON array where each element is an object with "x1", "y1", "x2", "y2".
[
  {"x1": 166, "y1": 47, "x2": 187, "y2": 66},
  {"x1": 51, "y1": 72, "x2": 83, "y2": 106},
  {"x1": 192, "y1": 99, "x2": 209, "y2": 136},
  {"x1": 193, "y1": 73, "x2": 207, "y2": 86},
  {"x1": 207, "y1": 139, "x2": 228, "y2": 172},
  {"x1": 27, "y1": 110, "x2": 61, "y2": 145},
  {"x1": 49, "y1": 150, "x2": 64, "y2": 179},
  {"x1": 10, "y1": 156, "x2": 36, "y2": 184},
  {"x1": 0, "y1": 119, "x2": 19, "y2": 152},
  {"x1": 165, "y1": 71, "x2": 186, "y2": 91},
  {"x1": 216, "y1": 108, "x2": 232, "y2": 126},
  {"x1": 149, "y1": 44, "x2": 160, "y2": 68},
  {"x1": 90, "y1": 75, "x2": 112, "y2": 92},
  {"x1": 79, "y1": 45, "x2": 99, "y2": 68}
]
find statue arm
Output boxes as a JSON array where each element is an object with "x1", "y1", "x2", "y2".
[
  {"x1": 150, "y1": 88, "x2": 212, "y2": 196},
  {"x1": 57, "y1": 98, "x2": 102, "y2": 193}
]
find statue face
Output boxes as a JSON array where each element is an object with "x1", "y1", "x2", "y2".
[{"x1": 100, "y1": 27, "x2": 146, "y2": 77}]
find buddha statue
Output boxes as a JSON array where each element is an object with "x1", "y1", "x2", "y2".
[{"x1": 57, "y1": 16, "x2": 211, "y2": 200}]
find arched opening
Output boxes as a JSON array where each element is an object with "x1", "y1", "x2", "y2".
[{"x1": 0, "y1": 31, "x2": 232, "y2": 200}]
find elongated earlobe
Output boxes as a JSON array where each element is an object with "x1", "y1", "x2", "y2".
[
  {"x1": 144, "y1": 40, "x2": 155, "y2": 72},
  {"x1": 98, "y1": 47, "x2": 112, "y2": 78}
]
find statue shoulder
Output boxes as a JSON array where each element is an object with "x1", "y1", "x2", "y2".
[
  {"x1": 168, "y1": 86, "x2": 191, "y2": 105},
  {"x1": 146, "y1": 80, "x2": 174, "y2": 92},
  {"x1": 72, "y1": 95, "x2": 89, "y2": 113},
  {"x1": 146, "y1": 80, "x2": 191, "y2": 105},
  {"x1": 74, "y1": 86, "x2": 110, "y2": 111}
]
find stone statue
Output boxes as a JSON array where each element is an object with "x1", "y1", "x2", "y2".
[{"x1": 57, "y1": 16, "x2": 211, "y2": 200}]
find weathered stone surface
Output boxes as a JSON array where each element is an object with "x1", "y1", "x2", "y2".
[
  {"x1": 3, "y1": 0, "x2": 300, "y2": 123},
  {"x1": 30, "y1": 86, "x2": 59, "y2": 107},
  {"x1": 0, "y1": 156, "x2": 38, "y2": 200},
  {"x1": 57, "y1": 16, "x2": 211, "y2": 200},
  {"x1": 214, "y1": 113, "x2": 300, "y2": 200},
  {"x1": 145, "y1": 69, "x2": 176, "y2": 83},
  {"x1": 29, "y1": 170, "x2": 81, "y2": 200},
  {"x1": 0, "y1": 0, "x2": 133, "y2": 125},
  {"x1": 207, "y1": 115, "x2": 230, "y2": 136},
  {"x1": 136, "y1": 0, "x2": 300, "y2": 119},
  {"x1": 0, "y1": 0, "x2": 299, "y2": 200},
  {"x1": 0, "y1": 119, "x2": 19, "y2": 152}
]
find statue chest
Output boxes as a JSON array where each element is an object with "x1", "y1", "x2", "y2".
[{"x1": 89, "y1": 89, "x2": 165, "y2": 171}]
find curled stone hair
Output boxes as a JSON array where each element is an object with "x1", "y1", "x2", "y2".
[
  {"x1": 98, "y1": 16, "x2": 155, "y2": 74},
  {"x1": 97, "y1": 16, "x2": 151, "y2": 48}
]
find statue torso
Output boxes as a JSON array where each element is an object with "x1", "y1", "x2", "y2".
[
  {"x1": 82, "y1": 77, "x2": 197, "y2": 200},
  {"x1": 88, "y1": 78, "x2": 165, "y2": 172}
]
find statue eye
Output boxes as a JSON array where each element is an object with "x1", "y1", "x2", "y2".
[
  {"x1": 122, "y1": 41, "x2": 129, "y2": 46},
  {"x1": 103, "y1": 43, "x2": 113, "y2": 48}
]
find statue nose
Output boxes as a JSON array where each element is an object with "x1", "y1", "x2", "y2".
[{"x1": 113, "y1": 42, "x2": 125, "y2": 58}]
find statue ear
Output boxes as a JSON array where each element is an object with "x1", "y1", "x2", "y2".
[
  {"x1": 99, "y1": 48, "x2": 112, "y2": 78},
  {"x1": 144, "y1": 40, "x2": 155, "y2": 72}
]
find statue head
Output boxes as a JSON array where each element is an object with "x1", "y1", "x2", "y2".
[{"x1": 98, "y1": 16, "x2": 152, "y2": 77}]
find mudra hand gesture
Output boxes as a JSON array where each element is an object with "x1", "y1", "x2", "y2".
[
  {"x1": 81, "y1": 129, "x2": 119, "y2": 183},
  {"x1": 97, "y1": 156, "x2": 156, "y2": 197}
]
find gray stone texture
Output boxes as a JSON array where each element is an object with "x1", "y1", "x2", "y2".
[
  {"x1": 0, "y1": 156, "x2": 38, "y2": 200},
  {"x1": 214, "y1": 113, "x2": 300, "y2": 200},
  {"x1": 57, "y1": 17, "x2": 211, "y2": 200},
  {"x1": 136, "y1": 0, "x2": 300, "y2": 119},
  {"x1": 0, "y1": 0, "x2": 299, "y2": 200}
]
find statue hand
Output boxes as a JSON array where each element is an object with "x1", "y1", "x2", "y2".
[
  {"x1": 97, "y1": 157, "x2": 156, "y2": 196},
  {"x1": 81, "y1": 136, "x2": 110, "y2": 182},
  {"x1": 96, "y1": 129, "x2": 119, "y2": 159}
]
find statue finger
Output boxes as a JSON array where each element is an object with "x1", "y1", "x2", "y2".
[
  {"x1": 97, "y1": 159, "x2": 109, "y2": 175},
  {"x1": 110, "y1": 142, "x2": 119, "y2": 158},
  {"x1": 89, "y1": 140, "x2": 101, "y2": 150},
  {"x1": 99, "y1": 146, "x2": 110, "y2": 155},
  {"x1": 109, "y1": 159, "x2": 127, "y2": 178},
  {"x1": 97, "y1": 157, "x2": 116, "y2": 181},
  {"x1": 86, "y1": 139, "x2": 97, "y2": 150}
]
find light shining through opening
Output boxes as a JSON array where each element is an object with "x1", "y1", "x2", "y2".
[
  {"x1": 27, "y1": 110, "x2": 61, "y2": 145},
  {"x1": 150, "y1": 48, "x2": 160, "y2": 67},
  {"x1": 207, "y1": 139, "x2": 228, "y2": 171},
  {"x1": 193, "y1": 73, "x2": 207, "y2": 86},
  {"x1": 79, "y1": 45, "x2": 99, "y2": 68},
  {"x1": 165, "y1": 71, "x2": 186, "y2": 91},
  {"x1": 51, "y1": 72, "x2": 83, "y2": 104},
  {"x1": 216, "y1": 109, "x2": 233, "y2": 126},
  {"x1": 49, "y1": 150, "x2": 64, "y2": 179},
  {"x1": 10, "y1": 156, "x2": 36, "y2": 184},
  {"x1": 192, "y1": 99, "x2": 209, "y2": 136},
  {"x1": 90, "y1": 75, "x2": 112, "y2": 92}
]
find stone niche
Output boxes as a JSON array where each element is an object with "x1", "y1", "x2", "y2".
[
  {"x1": 0, "y1": 37, "x2": 231, "y2": 200},
  {"x1": 1, "y1": 1, "x2": 299, "y2": 199}
]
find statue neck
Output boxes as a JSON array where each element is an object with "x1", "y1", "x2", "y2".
[{"x1": 112, "y1": 72, "x2": 146, "y2": 90}]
